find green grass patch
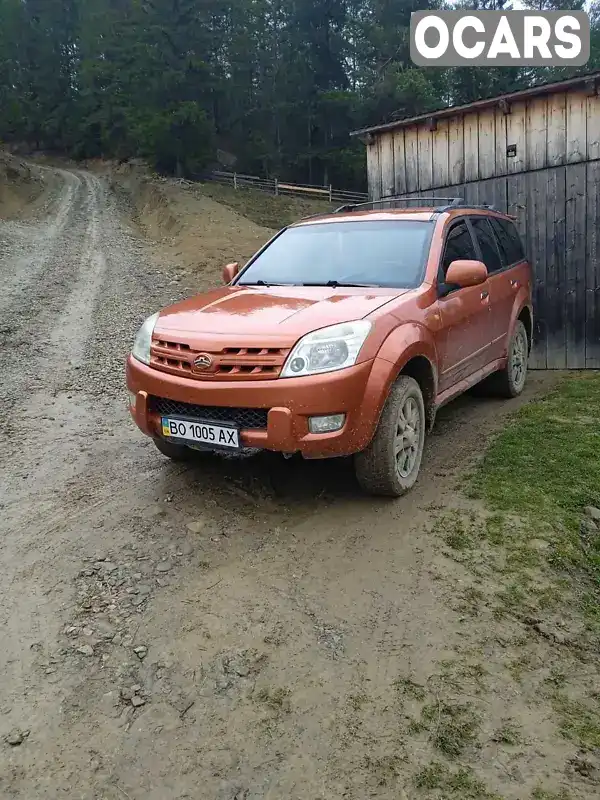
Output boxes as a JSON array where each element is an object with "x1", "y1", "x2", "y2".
[
  {"x1": 531, "y1": 790, "x2": 572, "y2": 800},
  {"x1": 393, "y1": 676, "x2": 427, "y2": 702},
  {"x1": 414, "y1": 761, "x2": 500, "y2": 798},
  {"x1": 492, "y1": 719, "x2": 523, "y2": 746},
  {"x1": 469, "y1": 375, "x2": 600, "y2": 620},
  {"x1": 420, "y1": 700, "x2": 481, "y2": 758},
  {"x1": 435, "y1": 659, "x2": 487, "y2": 694},
  {"x1": 254, "y1": 686, "x2": 291, "y2": 713},
  {"x1": 551, "y1": 693, "x2": 600, "y2": 749},
  {"x1": 434, "y1": 510, "x2": 477, "y2": 552},
  {"x1": 470, "y1": 376, "x2": 600, "y2": 519}
]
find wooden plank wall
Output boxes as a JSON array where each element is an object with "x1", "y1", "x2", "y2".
[
  {"x1": 369, "y1": 88, "x2": 596, "y2": 199},
  {"x1": 400, "y1": 165, "x2": 598, "y2": 369},
  {"x1": 367, "y1": 86, "x2": 600, "y2": 369}
]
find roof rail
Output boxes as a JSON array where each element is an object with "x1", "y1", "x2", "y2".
[
  {"x1": 297, "y1": 211, "x2": 334, "y2": 222},
  {"x1": 434, "y1": 201, "x2": 499, "y2": 212},
  {"x1": 334, "y1": 196, "x2": 465, "y2": 213},
  {"x1": 334, "y1": 196, "x2": 501, "y2": 214}
]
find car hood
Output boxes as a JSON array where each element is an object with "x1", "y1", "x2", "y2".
[{"x1": 155, "y1": 286, "x2": 408, "y2": 338}]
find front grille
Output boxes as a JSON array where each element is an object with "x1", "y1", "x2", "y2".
[
  {"x1": 150, "y1": 339, "x2": 290, "y2": 381},
  {"x1": 149, "y1": 396, "x2": 269, "y2": 430}
]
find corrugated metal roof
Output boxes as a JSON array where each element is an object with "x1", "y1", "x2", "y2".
[{"x1": 350, "y1": 70, "x2": 600, "y2": 138}]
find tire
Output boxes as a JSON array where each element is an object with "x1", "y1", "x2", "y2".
[
  {"x1": 354, "y1": 375, "x2": 426, "y2": 497},
  {"x1": 153, "y1": 436, "x2": 196, "y2": 462},
  {"x1": 487, "y1": 320, "x2": 529, "y2": 398}
]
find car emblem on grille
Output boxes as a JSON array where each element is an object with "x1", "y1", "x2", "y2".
[{"x1": 193, "y1": 353, "x2": 213, "y2": 370}]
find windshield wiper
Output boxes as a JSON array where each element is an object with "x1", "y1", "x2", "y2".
[
  {"x1": 302, "y1": 280, "x2": 378, "y2": 288},
  {"x1": 238, "y1": 280, "x2": 287, "y2": 287}
]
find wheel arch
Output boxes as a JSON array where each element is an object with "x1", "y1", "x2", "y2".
[
  {"x1": 376, "y1": 323, "x2": 439, "y2": 433},
  {"x1": 398, "y1": 355, "x2": 437, "y2": 432},
  {"x1": 518, "y1": 305, "x2": 533, "y2": 353}
]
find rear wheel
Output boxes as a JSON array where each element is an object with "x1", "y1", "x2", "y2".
[
  {"x1": 153, "y1": 437, "x2": 196, "y2": 462},
  {"x1": 488, "y1": 320, "x2": 529, "y2": 398},
  {"x1": 354, "y1": 375, "x2": 425, "y2": 497}
]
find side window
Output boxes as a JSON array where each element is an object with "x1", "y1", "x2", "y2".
[
  {"x1": 489, "y1": 217, "x2": 525, "y2": 265},
  {"x1": 440, "y1": 220, "x2": 477, "y2": 283},
  {"x1": 471, "y1": 217, "x2": 503, "y2": 274}
]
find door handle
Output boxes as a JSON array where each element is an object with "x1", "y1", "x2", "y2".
[
  {"x1": 510, "y1": 279, "x2": 519, "y2": 288},
  {"x1": 481, "y1": 290, "x2": 489, "y2": 299}
]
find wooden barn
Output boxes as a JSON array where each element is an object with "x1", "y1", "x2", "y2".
[{"x1": 351, "y1": 72, "x2": 600, "y2": 369}]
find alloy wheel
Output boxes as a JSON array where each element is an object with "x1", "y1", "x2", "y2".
[
  {"x1": 394, "y1": 395, "x2": 422, "y2": 478},
  {"x1": 511, "y1": 329, "x2": 528, "y2": 391}
]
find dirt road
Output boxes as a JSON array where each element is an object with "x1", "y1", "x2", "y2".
[{"x1": 0, "y1": 167, "x2": 556, "y2": 799}]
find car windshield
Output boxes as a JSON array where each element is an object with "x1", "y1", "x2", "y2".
[{"x1": 236, "y1": 220, "x2": 434, "y2": 289}]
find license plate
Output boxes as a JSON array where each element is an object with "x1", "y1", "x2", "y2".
[{"x1": 161, "y1": 417, "x2": 240, "y2": 450}]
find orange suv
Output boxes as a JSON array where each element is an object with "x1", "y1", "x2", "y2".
[{"x1": 127, "y1": 197, "x2": 532, "y2": 496}]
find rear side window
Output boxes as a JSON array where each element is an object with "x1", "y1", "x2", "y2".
[
  {"x1": 489, "y1": 217, "x2": 525, "y2": 265},
  {"x1": 470, "y1": 217, "x2": 503, "y2": 274},
  {"x1": 440, "y1": 220, "x2": 477, "y2": 278}
]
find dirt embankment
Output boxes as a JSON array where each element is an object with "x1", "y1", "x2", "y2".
[
  {"x1": 105, "y1": 162, "x2": 274, "y2": 289},
  {"x1": 0, "y1": 151, "x2": 56, "y2": 219},
  {"x1": 103, "y1": 160, "x2": 336, "y2": 289}
]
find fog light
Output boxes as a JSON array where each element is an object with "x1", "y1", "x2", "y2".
[
  {"x1": 308, "y1": 414, "x2": 345, "y2": 433},
  {"x1": 128, "y1": 391, "x2": 137, "y2": 409}
]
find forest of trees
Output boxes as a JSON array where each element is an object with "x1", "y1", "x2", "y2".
[{"x1": 1, "y1": 1, "x2": 600, "y2": 190}]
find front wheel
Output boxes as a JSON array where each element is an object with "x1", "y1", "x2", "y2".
[
  {"x1": 354, "y1": 375, "x2": 426, "y2": 497},
  {"x1": 489, "y1": 320, "x2": 529, "y2": 398}
]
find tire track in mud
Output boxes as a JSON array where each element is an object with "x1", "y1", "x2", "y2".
[
  {"x1": 0, "y1": 168, "x2": 78, "y2": 318},
  {"x1": 0, "y1": 161, "x2": 187, "y2": 548},
  {"x1": 47, "y1": 171, "x2": 107, "y2": 370},
  {"x1": 0, "y1": 169, "x2": 144, "y2": 528},
  {"x1": 0, "y1": 170, "x2": 91, "y2": 408}
]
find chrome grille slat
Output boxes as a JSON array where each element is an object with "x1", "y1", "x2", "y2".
[{"x1": 150, "y1": 338, "x2": 290, "y2": 380}]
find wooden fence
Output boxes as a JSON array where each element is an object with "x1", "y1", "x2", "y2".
[{"x1": 207, "y1": 170, "x2": 368, "y2": 205}]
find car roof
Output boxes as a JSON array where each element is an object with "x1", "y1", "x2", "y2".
[{"x1": 292, "y1": 203, "x2": 516, "y2": 228}]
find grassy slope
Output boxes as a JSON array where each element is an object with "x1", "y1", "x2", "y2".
[
  {"x1": 197, "y1": 182, "x2": 336, "y2": 230},
  {"x1": 472, "y1": 375, "x2": 600, "y2": 527},
  {"x1": 414, "y1": 375, "x2": 600, "y2": 799},
  {"x1": 470, "y1": 374, "x2": 600, "y2": 624}
]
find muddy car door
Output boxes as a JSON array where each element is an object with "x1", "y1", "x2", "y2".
[
  {"x1": 484, "y1": 215, "x2": 529, "y2": 360},
  {"x1": 435, "y1": 218, "x2": 493, "y2": 393},
  {"x1": 470, "y1": 215, "x2": 516, "y2": 360}
]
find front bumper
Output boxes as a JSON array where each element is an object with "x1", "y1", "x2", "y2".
[{"x1": 126, "y1": 354, "x2": 393, "y2": 458}]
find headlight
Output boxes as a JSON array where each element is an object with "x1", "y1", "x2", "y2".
[
  {"x1": 281, "y1": 320, "x2": 372, "y2": 378},
  {"x1": 131, "y1": 312, "x2": 159, "y2": 365}
]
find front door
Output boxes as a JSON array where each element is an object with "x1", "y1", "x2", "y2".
[
  {"x1": 470, "y1": 215, "x2": 515, "y2": 359},
  {"x1": 435, "y1": 219, "x2": 493, "y2": 393}
]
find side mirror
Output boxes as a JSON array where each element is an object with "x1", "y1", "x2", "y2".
[
  {"x1": 222, "y1": 262, "x2": 240, "y2": 284},
  {"x1": 445, "y1": 259, "x2": 488, "y2": 288}
]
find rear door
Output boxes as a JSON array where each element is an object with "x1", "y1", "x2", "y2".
[
  {"x1": 435, "y1": 218, "x2": 493, "y2": 393},
  {"x1": 471, "y1": 215, "x2": 524, "y2": 360}
]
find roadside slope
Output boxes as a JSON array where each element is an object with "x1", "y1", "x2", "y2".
[
  {"x1": 106, "y1": 162, "x2": 335, "y2": 288},
  {"x1": 0, "y1": 151, "x2": 57, "y2": 219}
]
